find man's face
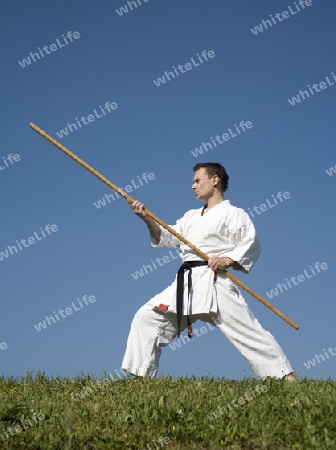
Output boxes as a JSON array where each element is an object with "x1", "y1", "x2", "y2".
[{"x1": 192, "y1": 168, "x2": 218, "y2": 201}]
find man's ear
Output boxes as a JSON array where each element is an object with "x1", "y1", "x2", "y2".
[{"x1": 212, "y1": 175, "x2": 220, "y2": 187}]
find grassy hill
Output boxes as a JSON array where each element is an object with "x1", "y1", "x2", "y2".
[{"x1": 0, "y1": 372, "x2": 335, "y2": 449}]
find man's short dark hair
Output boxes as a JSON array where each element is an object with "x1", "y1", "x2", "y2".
[{"x1": 193, "y1": 162, "x2": 229, "y2": 192}]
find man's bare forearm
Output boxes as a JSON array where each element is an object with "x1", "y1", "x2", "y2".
[
  {"x1": 128, "y1": 200, "x2": 161, "y2": 244},
  {"x1": 143, "y1": 216, "x2": 161, "y2": 244}
]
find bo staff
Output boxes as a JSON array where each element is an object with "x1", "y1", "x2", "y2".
[{"x1": 29, "y1": 122, "x2": 299, "y2": 330}]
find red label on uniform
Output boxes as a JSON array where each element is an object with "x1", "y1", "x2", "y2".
[{"x1": 158, "y1": 304, "x2": 169, "y2": 311}]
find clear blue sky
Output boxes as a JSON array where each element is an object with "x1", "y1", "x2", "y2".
[{"x1": 1, "y1": 0, "x2": 335, "y2": 381}]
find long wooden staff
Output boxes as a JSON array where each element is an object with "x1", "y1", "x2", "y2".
[{"x1": 29, "y1": 122, "x2": 299, "y2": 330}]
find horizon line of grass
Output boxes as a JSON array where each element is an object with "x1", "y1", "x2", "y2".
[{"x1": 0, "y1": 373, "x2": 335, "y2": 449}]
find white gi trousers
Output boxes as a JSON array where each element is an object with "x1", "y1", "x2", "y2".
[{"x1": 121, "y1": 274, "x2": 294, "y2": 379}]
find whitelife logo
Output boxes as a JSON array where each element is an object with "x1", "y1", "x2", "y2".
[
  {"x1": 93, "y1": 172, "x2": 155, "y2": 209},
  {"x1": 303, "y1": 346, "x2": 336, "y2": 369},
  {"x1": 131, "y1": 249, "x2": 180, "y2": 280},
  {"x1": 0, "y1": 224, "x2": 59, "y2": 262},
  {"x1": 247, "y1": 191, "x2": 291, "y2": 219},
  {"x1": 0, "y1": 153, "x2": 21, "y2": 172},
  {"x1": 266, "y1": 261, "x2": 328, "y2": 299},
  {"x1": 206, "y1": 384, "x2": 268, "y2": 421},
  {"x1": 34, "y1": 295, "x2": 97, "y2": 332},
  {"x1": 190, "y1": 120, "x2": 253, "y2": 158},
  {"x1": 325, "y1": 164, "x2": 336, "y2": 176},
  {"x1": 116, "y1": 0, "x2": 149, "y2": 16},
  {"x1": 55, "y1": 101, "x2": 118, "y2": 139},
  {"x1": 288, "y1": 71, "x2": 336, "y2": 106},
  {"x1": 18, "y1": 31, "x2": 81, "y2": 68},
  {"x1": 153, "y1": 50, "x2": 216, "y2": 87},
  {"x1": 250, "y1": 0, "x2": 313, "y2": 35}
]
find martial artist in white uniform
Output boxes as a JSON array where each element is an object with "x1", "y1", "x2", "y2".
[{"x1": 122, "y1": 163, "x2": 297, "y2": 381}]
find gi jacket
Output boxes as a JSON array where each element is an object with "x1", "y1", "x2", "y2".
[{"x1": 151, "y1": 200, "x2": 261, "y2": 316}]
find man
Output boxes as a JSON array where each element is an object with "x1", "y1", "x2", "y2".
[{"x1": 122, "y1": 162, "x2": 297, "y2": 381}]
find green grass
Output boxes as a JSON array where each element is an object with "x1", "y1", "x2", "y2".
[{"x1": 0, "y1": 371, "x2": 335, "y2": 449}]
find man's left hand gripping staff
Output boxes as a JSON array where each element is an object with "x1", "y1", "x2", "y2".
[{"x1": 207, "y1": 256, "x2": 235, "y2": 272}]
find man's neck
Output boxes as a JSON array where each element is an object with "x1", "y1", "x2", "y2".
[{"x1": 202, "y1": 194, "x2": 225, "y2": 214}]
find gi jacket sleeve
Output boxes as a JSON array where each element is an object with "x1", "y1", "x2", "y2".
[
  {"x1": 150, "y1": 214, "x2": 186, "y2": 248},
  {"x1": 221, "y1": 213, "x2": 261, "y2": 274}
]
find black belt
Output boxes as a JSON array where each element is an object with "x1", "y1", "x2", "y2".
[{"x1": 176, "y1": 261, "x2": 208, "y2": 339}]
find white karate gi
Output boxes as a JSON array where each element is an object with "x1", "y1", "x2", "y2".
[{"x1": 122, "y1": 200, "x2": 294, "y2": 379}]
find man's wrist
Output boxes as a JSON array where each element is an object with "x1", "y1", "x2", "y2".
[
  {"x1": 143, "y1": 216, "x2": 154, "y2": 226},
  {"x1": 223, "y1": 257, "x2": 234, "y2": 266}
]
